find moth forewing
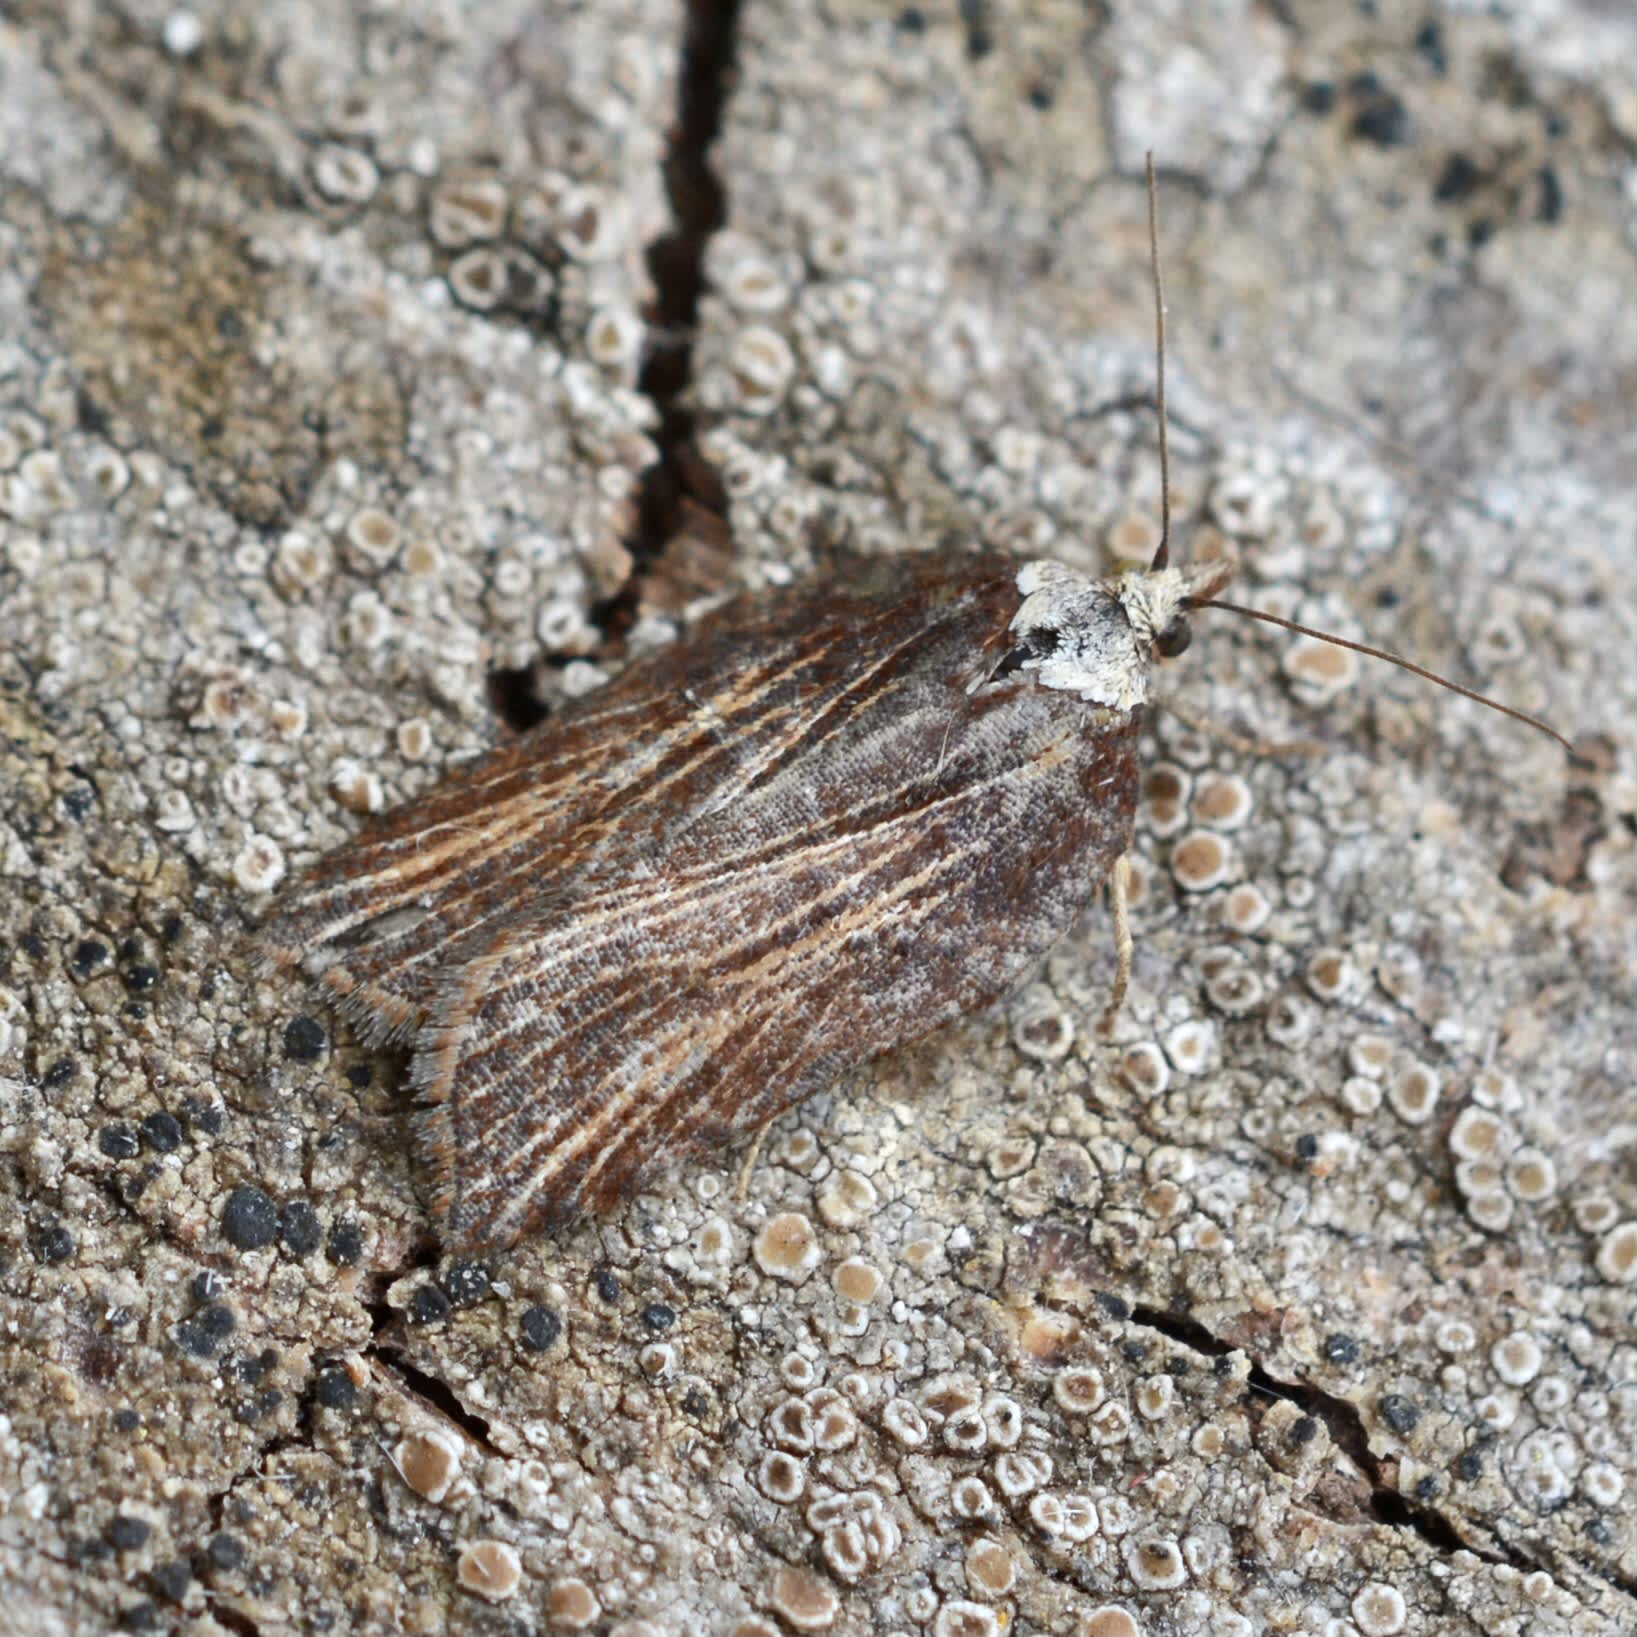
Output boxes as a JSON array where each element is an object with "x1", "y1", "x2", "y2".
[
  {"x1": 259, "y1": 680, "x2": 703, "y2": 1042},
  {"x1": 260, "y1": 565, "x2": 940, "y2": 1035}
]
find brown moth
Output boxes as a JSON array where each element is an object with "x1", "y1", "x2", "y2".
[
  {"x1": 264, "y1": 161, "x2": 1568, "y2": 1253},
  {"x1": 262, "y1": 548, "x2": 1232, "y2": 1250}
]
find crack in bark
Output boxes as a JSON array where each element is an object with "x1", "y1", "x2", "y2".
[
  {"x1": 207, "y1": 1601, "x2": 266, "y2": 1637},
  {"x1": 364, "y1": 1343, "x2": 505, "y2": 1460},
  {"x1": 629, "y1": 0, "x2": 741, "y2": 565},
  {"x1": 488, "y1": 0, "x2": 741, "y2": 731},
  {"x1": 361, "y1": 1280, "x2": 507, "y2": 1459},
  {"x1": 1125, "y1": 1303, "x2": 1552, "y2": 1578}
]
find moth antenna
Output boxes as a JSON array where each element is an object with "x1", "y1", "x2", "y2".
[
  {"x1": 1141, "y1": 160, "x2": 1567, "y2": 759},
  {"x1": 1146, "y1": 151, "x2": 1172, "y2": 573},
  {"x1": 1192, "y1": 596, "x2": 1575, "y2": 755}
]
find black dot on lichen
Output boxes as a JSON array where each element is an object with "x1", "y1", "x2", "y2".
[
  {"x1": 1434, "y1": 152, "x2": 1483, "y2": 204},
  {"x1": 234, "y1": 1388, "x2": 283, "y2": 1423},
  {"x1": 640, "y1": 1302, "x2": 677, "y2": 1333},
  {"x1": 1537, "y1": 164, "x2": 1563, "y2": 224},
  {"x1": 114, "y1": 1408, "x2": 142, "y2": 1433},
  {"x1": 42, "y1": 1057, "x2": 78, "y2": 1090},
  {"x1": 221, "y1": 1187, "x2": 279, "y2": 1251},
  {"x1": 182, "y1": 1098, "x2": 225, "y2": 1135},
  {"x1": 1414, "y1": 19, "x2": 1447, "y2": 74},
  {"x1": 1288, "y1": 1415, "x2": 1320, "y2": 1448},
  {"x1": 282, "y1": 1015, "x2": 327, "y2": 1062},
  {"x1": 107, "y1": 1514, "x2": 151, "y2": 1551},
  {"x1": 681, "y1": 1386, "x2": 710, "y2": 1418},
  {"x1": 1295, "y1": 1133, "x2": 1320, "y2": 1163},
  {"x1": 31, "y1": 1222, "x2": 75, "y2": 1264},
  {"x1": 1351, "y1": 92, "x2": 1410, "y2": 148},
  {"x1": 279, "y1": 1200, "x2": 322, "y2": 1258},
  {"x1": 313, "y1": 1365, "x2": 356, "y2": 1411},
  {"x1": 326, "y1": 1220, "x2": 364, "y2": 1265},
  {"x1": 519, "y1": 1305, "x2": 562, "y2": 1353},
  {"x1": 207, "y1": 1532, "x2": 245, "y2": 1572},
  {"x1": 120, "y1": 1603, "x2": 158, "y2": 1632},
  {"x1": 174, "y1": 1301, "x2": 237, "y2": 1358},
  {"x1": 151, "y1": 1558, "x2": 192, "y2": 1602},
  {"x1": 1456, "y1": 1448, "x2": 1484, "y2": 1481},
  {"x1": 1301, "y1": 79, "x2": 1336, "y2": 115},
  {"x1": 191, "y1": 1269, "x2": 223, "y2": 1303},
  {"x1": 141, "y1": 1111, "x2": 183, "y2": 1154},
  {"x1": 228, "y1": 1347, "x2": 277, "y2": 1385},
  {"x1": 123, "y1": 963, "x2": 161, "y2": 993},
  {"x1": 1380, "y1": 1393, "x2": 1422, "y2": 1434},
  {"x1": 409, "y1": 1284, "x2": 451, "y2": 1325},
  {"x1": 1323, "y1": 1332, "x2": 1361, "y2": 1366},
  {"x1": 99, "y1": 1124, "x2": 141, "y2": 1160},
  {"x1": 73, "y1": 939, "x2": 109, "y2": 975},
  {"x1": 1415, "y1": 1474, "x2": 1440, "y2": 1499},
  {"x1": 593, "y1": 1269, "x2": 621, "y2": 1304},
  {"x1": 345, "y1": 1063, "x2": 372, "y2": 1088},
  {"x1": 1095, "y1": 1291, "x2": 1131, "y2": 1321},
  {"x1": 443, "y1": 1259, "x2": 490, "y2": 1309},
  {"x1": 62, "y1": 784, "x2": 96, "y2": 820}
]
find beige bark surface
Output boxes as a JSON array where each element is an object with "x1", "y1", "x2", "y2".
[{"x1": 2, "y1": 3, "x2": 1634, "y2": 1635}]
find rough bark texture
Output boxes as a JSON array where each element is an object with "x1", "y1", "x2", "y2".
[{"x1": 2, "y1": 3, "x2": 1634, "y2": 1635}]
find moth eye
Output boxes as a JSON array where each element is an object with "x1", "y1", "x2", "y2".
[{"x1": 1155, "y1": 616, "x2": 1192, "y2": 659}]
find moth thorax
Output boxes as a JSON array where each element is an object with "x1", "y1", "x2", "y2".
[{"x1": 1007, "y1": 560, "x2": 1208, "y2": 710}]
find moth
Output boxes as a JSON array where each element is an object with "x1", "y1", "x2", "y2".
[
  {"x1": 263, "y1": 164, "x2": 1568, "y2": 1253},
  {"x1": 262, "y1": 548, "x2": 1234, "y2": 1250},
  {"x1": 261, "y1": 538, "x2": 1565, "y2": 1252}
]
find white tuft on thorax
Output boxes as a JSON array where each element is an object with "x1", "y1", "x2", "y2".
[{"x1": 1003, "y1": 560, "x2": 1202, "y2": 710}]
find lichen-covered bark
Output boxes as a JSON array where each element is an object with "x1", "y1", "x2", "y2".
[{"x1": 2, "y1": 3, "x2": 1634, "y2": 1635}]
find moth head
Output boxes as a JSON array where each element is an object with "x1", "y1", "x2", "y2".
[{"x1": 992, "y1": 555, "x2": 1236, "y2": 710}]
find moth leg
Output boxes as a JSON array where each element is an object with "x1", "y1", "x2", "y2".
[
  {"x1": 1155, "y1": 697, "x2": 1323, "y2": 759},
  {"x1": 735, "y1": 1118, "x2": 775, "y2": 1203},
  {"x1": 1099, "y1": 853, "x2": 1134, "y2": 1037}
]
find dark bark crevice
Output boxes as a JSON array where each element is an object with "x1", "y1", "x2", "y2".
[
  {"x1": 1128, "y1": 1303, "x2": 1533, "y2": 1573},
  {"x1": 630, "y1": 0, "x2": 742, "y2": 568}
]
